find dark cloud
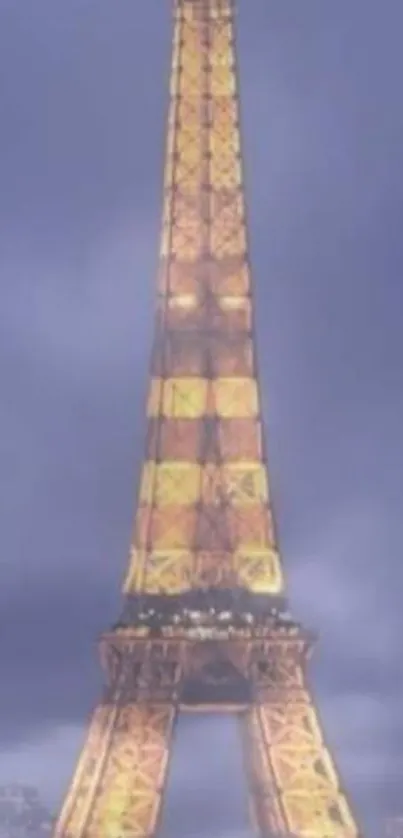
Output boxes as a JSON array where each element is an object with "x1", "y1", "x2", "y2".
[{"x1": 1, "y1": 2, "x2": 403, "y2": 838}]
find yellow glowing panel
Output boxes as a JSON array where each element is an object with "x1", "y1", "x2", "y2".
[
  {"x1": 213, "y1": 377, "x2": 259, "y2": 418},
  {"x1": 155, "y1": 461, "x2": 201, "y2": 506},
  {"x1": 234, "y1": 549, "x2": 283, "y2": 594},
  {"x1": 177, "y1": 100, "x2": 201, "y2": 131},
  {"x1": 168, "y1": 294, "x2": 198, "y2": 310},
  {"x1": 174, "y1": 133, "x2": 203, "y2": 194},
  {"x1": 210, "y1": 154, "x2": 241, "y2": 191},
  {"x1": 163, "y1": 156, "x2": 174, "y2": 191},
  {"x1": 142, "y1": 550, "x2": 193, "y2": 594},
  {"x1": 284, "y1": 796, "x2": 353, "y2": 838},
  {"x1": 139, "y1": 462, "x2": 156, "y2": 505},
  {"x1": 179, "y1": 62, "x2": 204, "y2": 96},
  {"x1": 147, "y1": 378, "x2": 162, "y2": 418},
  {"x1": 210, "y1": 69, "x2": 235, "y2": 98},
  {"x1": 211, "y1": 22, "x2": 233, "y2": 52},
  {"x1": 134, "y1": 506, "x2": 152, "y2": 550},
  {"x1": 224, "y1": 462, "x2": 269, "y2": 505},
  {"x1": 162, "y1": 378, "x2": 208, "y2": 418},
  {"x1": 123, "y1": 547, "x2": 145, "y2": 593},
  {"x1": 266, "y1": 705, "x2": 322, "y2": 746},
  {"x1": 176, "y1": 127, "x2": 201, "y2": 154},
  {"x1": 271, "y1": 749, "x2": 338, "y2": 792},
  {"x1": 160, "y1": 225, "x2": 170, "y2": 259}
]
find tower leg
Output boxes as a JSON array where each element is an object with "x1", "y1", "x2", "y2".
[
  {"x1": 53, "y1": 703, "x2": 176, "y2": 838},
  {"x1": 240, "y1": 707, "x2": 289, "y2": 837},
  {"x1": 242, "y1": 686, "x2": 360, "y2": 838}
]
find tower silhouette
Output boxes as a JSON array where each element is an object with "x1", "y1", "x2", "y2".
[{"x1": 53, "y1": 2, "x2": 362, "y2": 838}]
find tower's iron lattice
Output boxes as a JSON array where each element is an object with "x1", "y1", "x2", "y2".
[{"x1": 52, "y1": 2, "x2": 362, "y2": 838}]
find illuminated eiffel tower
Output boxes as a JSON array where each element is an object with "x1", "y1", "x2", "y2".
[{"x1": 52, "y1": 2, "x2": 363, "y2": 837}]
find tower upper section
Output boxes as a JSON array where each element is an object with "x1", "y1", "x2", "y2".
[{"x1": 123, "y1": 0, "x2": 285, "y2": 600}]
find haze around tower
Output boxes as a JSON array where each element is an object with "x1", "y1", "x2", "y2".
[{"x1": 0, "y1": 2, "x2": 403, "y2": 837}]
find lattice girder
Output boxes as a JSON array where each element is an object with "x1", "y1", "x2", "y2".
[
  {"x1": 53, "y1": 704, "x2": 175, "y2": 838},
  {"x1": 245, "y1": 696, "x2": 358, "y2": 838},
  {"x1": 99, "y1": 623, "x2": 312, "y2": 708},
  {"x1": 122, "y1": 0, "x2": 284, "y2": 599},
  {"x1": 51, "y1": 3, "x2": 364, "y2": 838}
]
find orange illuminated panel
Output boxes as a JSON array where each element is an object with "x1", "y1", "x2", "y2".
[
  {"x1": 149, "y1": 506, "x2": 196, "y2": 550},
  {"x1": 174, "y1": 159, "x2": 202, "y2": 197},
  {"x1": 209, "y1": 97, "x2": 238, "y2": 134},
  {"x1": 194, "y1": 551, "x2": 237, "y2": 588},
  {"x1": 165, "y1": 296, "x2": 204, "y2": 332},
  {"x1": 212, "y1": 297, "x2": 252, "y2": 333},
  {"x1": 133, "y1": 506, "x2": 152, "y2": 551},
  {"x1": 177, "y1": 99, "x2": 201, "y2": 131},
  {"x1": 157, "y1": 418, "x2": 202, "y2": 461},
  {"x1": 210, "y1": 260, "x2": 250, "y2": 297},
  {"x1": 170, "y1": 203, "x2": 202, "y2": 260},
  {"x1": 195, "y1": 506, "x2": 233, "y2": 552},
  {"x1": 153, "y1": 333, "x2": 205, "y2": 377},
  {"x1": 211, "y1": 206, "x2": 246, "y2": 256},
  {"x1": 213, "y1": 377, "x2": 259, "y2": 418},
  {"x1": 211, "y1": 335, "x2": 254, "y2": 377},
  {"x1": 145, "y1": 419, "x2": 159, "y2": 460},
  {"x1": 210, "y1": 192, "x2": 244, "y2": 228},
  {"x1": 229, "y1": 505, "x2": 274, "y2": 550},
  {"x1": 200, "y1": 464, "x2": 222, "y2": 506},
  {"x1": 219, "y1": 418, "x2": 263, "y2": 460},
  {"x1": 166, "y1": 256, "x2": 250, "y2": 299},
  {"x1": 166, "y1": 261, "x2": 199, "y2": 295}
]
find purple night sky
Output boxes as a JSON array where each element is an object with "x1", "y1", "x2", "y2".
[{"x1": 1, "y1": 2, "x2": 403, "y2": 837}]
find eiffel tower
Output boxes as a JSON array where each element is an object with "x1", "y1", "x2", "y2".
[{"x1": 52, "y1": 2, "x2": 363, "y2": 838}]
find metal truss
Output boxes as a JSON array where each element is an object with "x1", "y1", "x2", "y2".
[{"x1": 51, "y1": 3, "x2": 363, "y2": 838}]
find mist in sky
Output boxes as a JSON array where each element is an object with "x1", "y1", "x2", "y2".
[{"x1": 1, "y1": 2, "x2": 403, "y2": 837}]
